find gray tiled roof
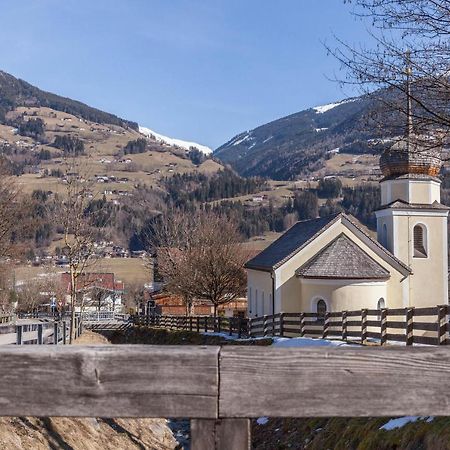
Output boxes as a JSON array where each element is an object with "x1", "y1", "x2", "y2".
[
  {"x1": 244, "y1": 213, "x2": 341, "y2": 271},
  {"x1": 382, "y1": 199, "x2": 450, "y2": 211},
  {"x1": 296, "y1": 234, "x2": 390, "y2": 280}
]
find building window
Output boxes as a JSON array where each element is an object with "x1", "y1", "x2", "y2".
[
  {"x1": 382, "y1": 224, "x2": 388, "y2": 248},
  {"x1": 377, "y1": 298, "x2": 385, "y2": 320},
  {"x1": 413, "y1": 224, "x2": 427, "y2": 258},
  {"x1": 316, "y1": 299, "x2": 327, "y2": 320}
]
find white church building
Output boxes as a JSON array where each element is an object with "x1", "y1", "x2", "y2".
[{"x1": 246, "y1": 135, "x2": 449, "y2": 317}]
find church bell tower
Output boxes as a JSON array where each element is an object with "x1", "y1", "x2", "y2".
[{"x1": 375, "y1": 56, "x2": 449, "y2": 306}]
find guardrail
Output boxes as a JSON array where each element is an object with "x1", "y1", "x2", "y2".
[
  {"x1": 0, "y1": 313, "x2": 15, "y2": 324},
  {"x1": 80, "y1": 311, "x2": 129, "y2": 322},
  {"x1": 0, "y1": 345, "x2": 449, "y2": 449},
  {"x1": 0, "y1": 318, "x2": 82, "y2": 345}
]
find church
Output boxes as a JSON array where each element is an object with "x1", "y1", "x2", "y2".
[{"x1": 245, "y1": 136, "x2": 449, "y2": 318}]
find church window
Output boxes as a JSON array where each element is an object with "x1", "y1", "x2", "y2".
[
  {"x1": 413, "y1": 224, "x2": 427, "y2": 258},
  {"x1": 316, "y1": 299, "x2": 327, "y2": 320},
  {"x1": 377, "y1": 298, "x2": 385, "y2": 311}
]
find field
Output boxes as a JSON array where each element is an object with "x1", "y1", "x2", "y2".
[{"x1": 14, "y1": 257, "x2": 150, "y2": 287}]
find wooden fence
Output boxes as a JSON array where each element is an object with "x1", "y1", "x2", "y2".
[
  {"x1": 1, "y1": 345, "x2": 450, "y2": 449},
  {"x1": 134, "y1": 304, "x2": 450, "y2": 346},
  {"x1": 249, "y1": 305, "x2": 450, "y2": 345},
  {"x1": 0, "y1": 317, "x2": 82, "y2": 345},
  {"x1": 133, "y1": 314, "x2": 248, "y2": 338}
]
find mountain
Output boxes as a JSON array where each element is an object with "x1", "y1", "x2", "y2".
[
  {"x1": 139, "y1": 126, "x2": 212, "y2": 155},
  {"x1": 214, "y1": 95, "x2": 391, "y2": 180},
  {"x1": 0, "y1": 71, "x2": 138, "y2": 130}
]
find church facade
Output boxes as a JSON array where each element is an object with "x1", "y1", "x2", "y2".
[{"x1": 245, "y1": 137, "x2": 449, "y2": 317}]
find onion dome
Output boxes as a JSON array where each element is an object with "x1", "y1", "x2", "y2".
[{"x1": 380, "y1": 136, "x2": 442, "y2": 179}]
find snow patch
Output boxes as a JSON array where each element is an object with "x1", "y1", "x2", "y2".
[
  {"x1": 272, "y1": 337, "x2": 352, "y2": 347},
  {"x1": 315, "y1": 127, "x2": 328, "y2": 132},
  {"x1": 232, "y1": 133, "x2": 251, "y2": 147},
  {"x1": 380, "y1": 416, "x2": 434, "y2": 431},
  {"x1": 139, "y1": 126, "x2": 212, "y2": 155},
  {"x1": 327, "y1": 147, "x2": 340, "y2": 154},
  {"x1": 257, "y1": 417, "x2": 269, "y2": 425},
  {"x1": 313, "y1": 98, "x2": 356, "y2": 114}
]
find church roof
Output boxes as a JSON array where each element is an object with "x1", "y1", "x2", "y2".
[
  {"x1": 245, "y1": 213, "x2": 411, "y2": 275},
  {"x1": 296, "y1": 234, "x2": 390, "y2": 280},
  {"x1": 380, "y1": 199, "x2": 450, "y2": 211},
  {"x1": 245, "y1": 213, "x2": 341, "y2": 271}
]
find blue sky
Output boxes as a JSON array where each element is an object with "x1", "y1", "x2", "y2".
[{"x1": 0, "y1": 0, "x2": 368, "y2": 148}]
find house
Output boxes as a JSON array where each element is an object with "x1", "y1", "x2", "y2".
[
  {"x1": 61, "y1": 272, "x2": 125, "y2": 313},
  {"x1": 246, "y1": 134, "x2": 448, "y2": 317}
]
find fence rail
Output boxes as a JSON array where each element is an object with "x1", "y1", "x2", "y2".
[
  {"x1": 133, "y1": 314, "x2": 248, "y2": 338},
  {"x1": 0, "y1": 318, "x2": 82, "y2": 345},
  {"x1": 136, "y1": 304, "x2": 450, "y2": 346},
  {"x1": 1, "y1": 344, "x2": 450, "y2": 449}
]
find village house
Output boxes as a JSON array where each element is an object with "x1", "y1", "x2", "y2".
[
  {"x1": 61, "y1": 272, "x2": 125, "y2": 313},
  {"x1": 246, "y1": 135, "x2": 448, "y2": 317}
]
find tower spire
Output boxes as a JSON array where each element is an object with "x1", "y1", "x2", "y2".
[{"x1": 405, "y1": 50, "x2": 413, "y2": 145}]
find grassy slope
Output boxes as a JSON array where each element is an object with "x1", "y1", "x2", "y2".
[{"x1": 252, "y1": 417, "x2": 450, "y2": 450}]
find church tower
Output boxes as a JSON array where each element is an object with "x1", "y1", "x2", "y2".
[{"x1": 375, "y1": 59, "x2": 449, "y2": 306}]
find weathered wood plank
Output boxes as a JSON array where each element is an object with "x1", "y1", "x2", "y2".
[
  {"x1": 191, "y1": 419, "x2": 250, "y2": 450},
  {"x1": 0, "y1": 345, "x2": 219, "y2": 418},
  {"x1": 219, "y1": 346, "x2": 450, "y2": 417}
]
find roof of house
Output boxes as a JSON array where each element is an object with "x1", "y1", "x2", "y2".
[
  {"x1": 245, "y1": 214, "x2": 341, "y2": 271},
  {"x1": 61, "y1": 273, "x2": 124, "y2": 293},
  {"x1": 296, "y1": 234, "x2": 390, "y2": 280},
  {"x1": 245, "y1": 213, "x2": 411, "y2": 275}
]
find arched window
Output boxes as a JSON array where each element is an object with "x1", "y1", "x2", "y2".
[
  {"x1": 413, "y1": 224, "x2": 427, "y2": 258},
  {"x1": 377, "y1": 298, "x2": 385, "y2": 320},
  {"x1": 316, "y1": 299, "x2": 327, "y2": 320},
  {"x1": 382, "y1": 224, "x2": 388, "y2": 248}
]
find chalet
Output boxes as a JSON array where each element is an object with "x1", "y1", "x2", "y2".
[{"x1": 61, "y1": 272, "x2": 125, "y2": 313}]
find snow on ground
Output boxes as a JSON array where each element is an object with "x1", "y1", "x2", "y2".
[
  {"x1": 272, "y1": 337, "x2": 352, "y2": 347},
  {"x1": 380, "y1": 416, "x2": 434, "y2": 431},
  {"x1": 256, "y1": 417, "x2": 269, "y2": 426},
  {"x1": 139, "y1": 126, "x2": 212, "y2": 154},
  {"x1": 313, "y1": 98, "x2": 355, "y2": 114}
]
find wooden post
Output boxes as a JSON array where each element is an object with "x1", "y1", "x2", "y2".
[
  {"x1": 437, "y1": 305, "x2": 448, "y2": 345},
  {"x1": 190, "y1": 317, "x2": 193, "y2": 332},
  {"x1": 218, "y1": 317, "x2": 221, "y2": 333},
  {"x1": 323, "y1": 312, "x2": 330, "y2": 339},
  {"x1": 16, "y1": 325, "x2": 23, "y2": 345},
  {"x1": 197, "y1": 317, "x2": 200, "y2": 333},
  {"x1": 229, "y1": 318, "x2": 233, "y2": 336},
  {"x1": 263, "y1": 315, "x2": 268, "y2": 337},
  {"x1": 341, "y1": 311, "x2": 347, "y2": 341},
  {"x1": 54, "y1": 322, "x2": 60, "y2": 345},
  {"x1": 381, "y1": 308, "x2": 387, "y2": 346},
  {"x1": 238, "y1": 318, "x2": 242, "y2": 339},
  {"x1": 191, "y1": 419, "x2": 251, "y2": 450},
  {"x1": 62, "y1": 321, "x2": 67, "y2": 345},
  {"x1": 248, "y1": 317, "x2": 252, "y2": 338},
  {"x1": 204, "y1": 317, "x2": 208, "y2": 333},
  {"x1": 279, "y1": 312, "x2": 285, "y2": 337},
  {"x1": 37, "y1": 324, "x2": 43, "y2": 345},
  {"x1": 300, "y1": 312, "x2": 305, "y2": 337},
  {"x1": 406, "y1": 307, "x2": 414, "y2": 346},
  {"x1": 361, "y1": 309, "x2": 368, "y2": 345}
]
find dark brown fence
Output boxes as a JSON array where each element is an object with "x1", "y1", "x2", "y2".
[
  {"x1": 136, "y1": 304, "x2": 450, "y2": 346},
  {"x1": 2, "y1": 345, "x2": 450, "y2": 449},
  {"x1": 133, "y1": 314, "x2": 248, "y2": 338},
  {"x1": 249, "y1": 305, "x2": 450, "y2": 345}
]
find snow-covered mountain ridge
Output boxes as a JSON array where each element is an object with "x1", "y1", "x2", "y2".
[{"x1": 139, "y1": 126, "x2": 212, "y2": 155}]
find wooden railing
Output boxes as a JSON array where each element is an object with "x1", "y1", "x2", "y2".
[
  {"x1": 0, "y1": 344, "x2": 450, "y2": 449},
  {"x1": 0, "y1": 313, "x2": 15, "y2": 324},
  {"x1": 133, "y1": 314, "x2": 248, "y2": 338},
  {"x1": 0, "y1": 317, "x2": 82, "y2": 345},
  {"x1": 249, "y1": 305, "x2": 450, "y2": 345}
]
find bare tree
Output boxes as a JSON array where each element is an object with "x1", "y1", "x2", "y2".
[
  {"x1": 59, "y1": 159, "x2": 107, "y2": 341},
  {"x1": 330, "y1": 0, "x2": 450, "y2": 146},
  {"x1": 149, "y1": 210, "x2": 248, "y2": 318}
]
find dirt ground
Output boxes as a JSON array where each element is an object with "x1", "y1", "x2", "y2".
[{"x1": 0, "y1": 331, "x2": 178, "y2": 450}]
